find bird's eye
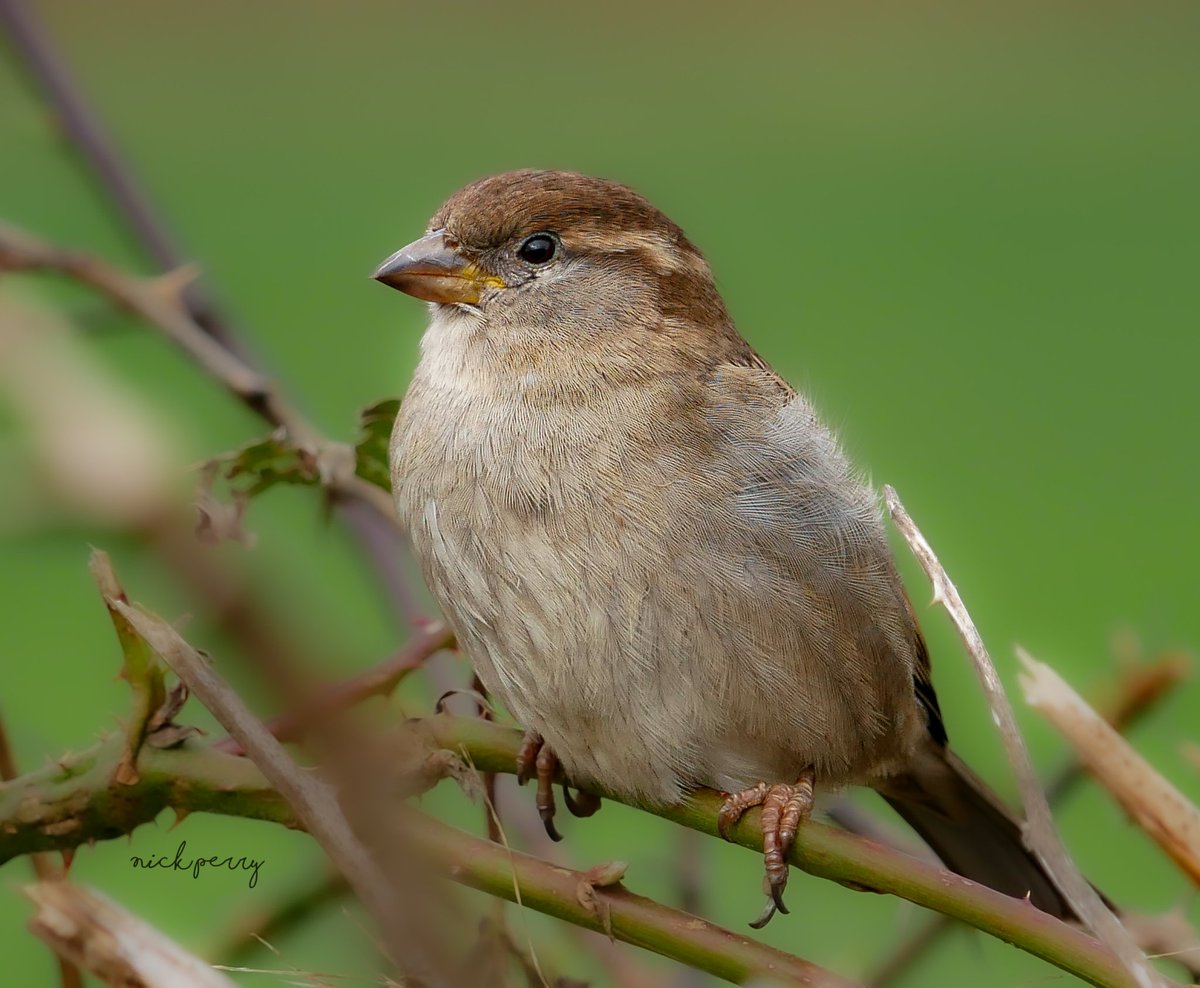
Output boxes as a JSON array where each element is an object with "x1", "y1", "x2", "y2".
[{"x1": 518, "y1": 233, "x2": 557, "y2": 265}]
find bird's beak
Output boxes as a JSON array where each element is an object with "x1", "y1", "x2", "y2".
[{"x1": 371, "y1": 231, "x2": 505, "y2": 305}]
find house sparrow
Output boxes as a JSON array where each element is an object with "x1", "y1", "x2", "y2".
[{"x1": 374, "y1": 170, "x2": 1069, "y2": 926}]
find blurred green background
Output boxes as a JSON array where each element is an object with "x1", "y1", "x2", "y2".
[{"x1": 2, "y1": 1, "x2": 1199, "y2": 984}]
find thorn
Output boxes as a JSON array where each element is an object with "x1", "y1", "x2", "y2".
[
  {"x1": 149, "y1": 263, "x2": 201, "y2": 306},
  {"x1": 581, "y1": 860, "x2": 627, "y2": 887}
]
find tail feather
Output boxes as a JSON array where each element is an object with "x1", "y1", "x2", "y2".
[{"x1": 877, "y1": 746, "x2": 1074, "y2": 920}]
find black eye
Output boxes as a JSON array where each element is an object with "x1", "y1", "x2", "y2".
[{"x1": 518, "y1": 233, "x2": 557, "y2": 265}]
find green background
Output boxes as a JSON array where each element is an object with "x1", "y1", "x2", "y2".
[{"x1": 2, "y1": 1, "x2": 1198, "y2": 984}]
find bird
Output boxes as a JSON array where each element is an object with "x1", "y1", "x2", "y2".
[{"x1": 372, "y1": 169, "x2": 1070, "y2": 927}]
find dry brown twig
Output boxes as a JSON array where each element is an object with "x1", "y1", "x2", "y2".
[
  {"x1": 1020, "y1": 650, "x2": 1200, "y2": 887},
  {"x1": 0, "y1": 221, "x2": 393, "y2": 522},
  {"x1": 0, "y1": 220, "x2": 454, "y2": 751},
  {"x1": 0, "y1": 18, "x2": 755, "y2": 980},
  {"x1": 25, "y1": 882, "x2": 235, "y2": 988},
  {"x1": 1045, "y1": 654, "x2": 1192, "y2": 803},
  {"x1": 0, "y1": 0, "x2": 422, "y2": 625},
  {"x1": 0, "y1": 218, "x2": 429, "y2": 653},
  {"x1": 868, "y1": 652, "x2": 1193, "y2": 987},
  {"x1": 211, "y1": 621, "x2": 455, "y2": 755},
  {"x1": 1184, "y1": 744, "x2": 1200, "y2": 774},
  {"x1": 0, "y1": 0, "x2": 236, "y2": 348},
  {"x1": 88, "y1": 552, "x2": 461, "y2": 986},
  {"x1": 1, "y1": 714, "x2": 83, "y2": 988},
  {"x1": 0, "y1": 287, "x2": 428, "y2": 757},
  {"x1": 884, "y1": 485, "x2": 1167, "y2": 988}
]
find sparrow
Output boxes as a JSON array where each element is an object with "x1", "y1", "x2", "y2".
[{"x1": 373, "y1": 169, "x2": 1069, "y2": 926}]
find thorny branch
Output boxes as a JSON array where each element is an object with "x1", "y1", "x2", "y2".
[
  {"x1": 0, "y1": 713, "x2": 82, "y2": 988},
  {"x1": 0, "y1": 0, "x2": 234, "y2": 345},
  {"x1": 0, "y1": 655, "x2": 846, "y2": 985},
  {"x1": 0, "y1": 700, "x2": 1168, "y2": 988},
  {"x1": 0, "y1": 0, "x2": 423, "y2": 624},
  {"x1": 0, "y1": 23, "x2": 1191, "y2": 976},
  {"x1": 99, "y1": 584, "x2": 461, "y2": 983},
  {"x1": 0, "y1": 222, "x2": 389, "y2": 508}
]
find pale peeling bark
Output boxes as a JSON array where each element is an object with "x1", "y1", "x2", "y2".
[
  {"x1": 25, "y1": 882, "x2": 236, "y2": 988},
  {"x1": 1020, "y1": 650, "x2": 1200, "y2": 887}
]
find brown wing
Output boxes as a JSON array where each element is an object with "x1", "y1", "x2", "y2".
[
  {"x1": 909, "y1": 622, "x2": 948, "y2": 746},
  {"x1": 724, "y1": 346, "x2": 950, "y2": 750}
]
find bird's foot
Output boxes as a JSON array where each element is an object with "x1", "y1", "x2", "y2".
[
  {"x1": 515, "y1": 730, "x2": 601, "y2": 842},
  {"x1": 717, "y1": 769, "x2": 816, "y2": 929}
]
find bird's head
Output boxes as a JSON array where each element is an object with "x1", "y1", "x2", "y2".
[{"x1": 372, "y1": 170, "x2": 733, "y2": 348}]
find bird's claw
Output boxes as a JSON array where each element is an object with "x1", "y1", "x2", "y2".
[
  {"x1": 718, "y1": 771, "x2": 816, "y2": 928},
  {"x1": 515, "y1": 729, "x2": 541, "y2": 786},
  {"x1": 514, "y1": 730, "x2": 602, "y2": 841},
  {"x1": 717, "y1": 781, "x2": 770, "y2": 841},
  {"x1": 563, "y1": 785, "x2": 602, "y2": 818}
]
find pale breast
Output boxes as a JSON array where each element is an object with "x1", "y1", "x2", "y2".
[
  {"x1": 391, "y1": 318, "x2": 925, "y2": 804},
  {"x1": 392, "y1": 340, "x2": 713, "y2": 802}
]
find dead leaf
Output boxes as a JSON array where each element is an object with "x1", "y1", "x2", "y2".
[{"x1": 144, "y1": 682, "x2": 205, "y2": 749}]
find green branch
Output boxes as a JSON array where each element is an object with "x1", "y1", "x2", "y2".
[
  {"x1": 0, "y1": 733, "x2": 295, "y2": 862},
  {"x1": 412, "y1": 814, "x2": 852, "y2": 986},
  {"x1": 0, "y1": 553, "x2": 1156, "y2": 988},
  {"x1": 418, "y1": 714, "x2": 1153, "y2": 988},
  {"x1": 0, "y1": 710, "x2": 1162, "y2": 988},
  {"x1": 0, "y1": 730, "x2": 849, "y2": 985}
]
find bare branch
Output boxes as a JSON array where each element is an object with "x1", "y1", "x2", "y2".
[
  {"x1": 104, "y1": 593, "x2": 461, "y2": 985},
  {"x1": 211, "y1": 622, "x2": 454, "y2": 754},
  {"x1": 1020, "y1": 649, "x2": 1200, "y2": 886},
  {"x1": 883, "y1": 485, "x2": 1166, "y2": 988},
  {"x1": 1045, "y1": 653, "x2": 1190, "y2": 805},
  {"x1": 0, "y1": 218, "x2": 423, "y2": 624},
  {"x1": 423, "y1": 715, "x2": 1161, "y2": 988},
  {"x1": 0, "y1": 712, "x2": 82, "y2": 988},
  {"x1": 868, "y1": 651, "x2": 1191, "y2": 987},
  {"x1": 0, "y1": 222, "x2": 295, "y2": 434},
  {"x1": 409, "y1": 810, "x2": 854, "y2": 988},
  {"x1": 24, "y1": 881, "x2": 236, "y2": 988},
  {"x1": 0, "y1": 0, "x2": 234, "y2": 345}
]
